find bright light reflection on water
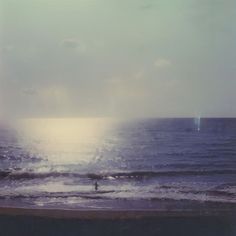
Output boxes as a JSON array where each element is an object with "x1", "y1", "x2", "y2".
[{"x1": 17, "y1": 118, "x2": 115, "y2": 165}]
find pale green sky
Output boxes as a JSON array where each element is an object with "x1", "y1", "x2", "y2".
[{"x1": 0, "y1": 0, "x2": 236, "y2": 118}]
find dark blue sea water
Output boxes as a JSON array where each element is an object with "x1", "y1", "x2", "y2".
[{"x1": 0, "y1": 118, "x2": 236, "y2": 210}]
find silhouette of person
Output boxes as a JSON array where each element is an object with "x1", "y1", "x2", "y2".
[{"x1": 94, "y1": 181, "x2": 99, "y2": 191}]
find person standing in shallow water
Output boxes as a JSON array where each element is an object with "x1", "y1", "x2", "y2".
[{"x1": 94, "y1": 181, "x2": 99, "y2": 191}]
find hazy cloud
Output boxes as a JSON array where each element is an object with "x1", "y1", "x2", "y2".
[
  {"x1": 139, "y1": 3, "x2": 155, "y2": 10},
  {"x1": 154, "y1": 59, "x2": 172, "y2": 68},
  {"x1": 0, "y1": 45, "x2": 14, "y2": 54},
  {"x1": 61, "y1": 38, "x2": 80, "y2": 49},
  {"x1": 22, "y1": 88, "x2": 37, "y2": 96},
  {"x1": 1, "y1": 0, "x2": 235, "y2": 118}
]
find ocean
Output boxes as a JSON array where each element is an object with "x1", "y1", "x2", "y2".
[{"x1": 0, "y1": 118, "x2": 236, "y2": 211}]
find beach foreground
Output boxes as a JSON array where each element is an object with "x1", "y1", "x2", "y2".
[{"x1": 0, "y1": 207, "x2": 235, "y2": 236}]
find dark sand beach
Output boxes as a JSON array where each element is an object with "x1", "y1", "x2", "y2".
[{"x1": 0, "y1": 207, "x2": 236, "y2": 236}]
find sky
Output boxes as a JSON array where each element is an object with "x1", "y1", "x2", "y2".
[{"x1": 0, "y1": 0, "x2": 236, "y2": 118}]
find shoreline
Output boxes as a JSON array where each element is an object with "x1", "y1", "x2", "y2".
[{"x1": 0, "y1": 206, "x2": 236, "y2": 220}]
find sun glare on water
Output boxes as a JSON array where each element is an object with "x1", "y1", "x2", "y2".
[{"x1": 17, "y1": 118, "x2": 115, "y2": 165}]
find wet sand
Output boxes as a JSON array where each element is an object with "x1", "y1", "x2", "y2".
[
  {"x1": 0, "y1": 207, "x2": 236, "y2": 236},
  {"x1": 0, "y1": 206, "x2": 236, "y2": 219}
]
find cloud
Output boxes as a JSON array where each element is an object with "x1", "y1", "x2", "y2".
[
  {"x1": 108, "y1": 72, "x2": 149, "y2": 102},
  {"x1": 38, "y1": 86, "x2": 71, "y2": 107},
  {"x1": 139, "y1": 3, "x2": 155, "y2": 10},
  {"x1": 61, "y1": 38, "x2": 87, "y2": 53},
  {"x1": 0, "y1": 45, "x2": 14, "y2": 54},
  {"x1": 22, "y1": 88, "x2": 37, "y2": 96},
  {"x1": 154, "y1": 58, "x2": 172, "y2": 68},
  {"x1": 61, "y1": 38, "x2": 80, "y2": 49}
]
